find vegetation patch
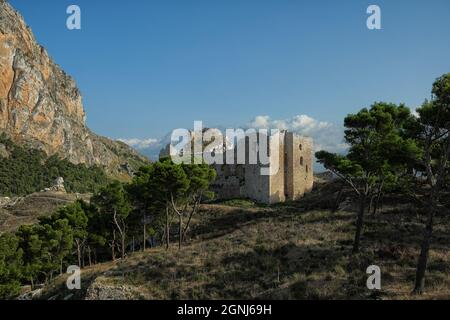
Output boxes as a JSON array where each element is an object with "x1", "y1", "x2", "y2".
[{"x1": 0, "y1": 134, "x2": 109, "y2": 196}]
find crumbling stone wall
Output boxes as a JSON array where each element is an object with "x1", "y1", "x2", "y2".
[{"x1": 212, "y1": 131, "x2": 314, "y2": 204}]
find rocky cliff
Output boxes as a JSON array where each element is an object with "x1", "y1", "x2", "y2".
[{"x1": 0, "y1": 0, "x2": 148, "y2": 178}]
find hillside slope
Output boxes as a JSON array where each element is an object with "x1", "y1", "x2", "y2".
[
  {"x1": 0, "y1": 0, "x2": 148, "y2": 177},
  {"x1": 40, "y1": 196, "x2": 450, "y2": 300},
  {"x1": 0, "y1": 191, "x2": 90, "y2": 233}
]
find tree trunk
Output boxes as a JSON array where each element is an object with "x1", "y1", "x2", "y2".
[
  {"x1": 82, "y1": 246, "x2": 85, "y2": 268},
  {"x1": 112, "y1": 210, "x2": 126, "y2": 260},
  {"x1": 121, "y1": 235, "x2": 125, "y2": 260},
  {"x1": 179, "y1": 214, "x2": 183, "y2": 250},
  {"x1": 88, "y1": 246, "x2": 92, "y2": 267},
  {"x1": 76, "y1": 241, "x2": 81, "y2": 268},
  {"x1": 161, "y1": 228, "x2": 166, "y2": 247},
  {"x1": 413, "y1": 207, "x2": 435, "y2": 294},
  {"x1": 352, "y1": 194, "x2": 366, "y2": 254},
  {"x1": 111, "y1": 243, "x2": 116, "y2": 261},
  {"x1": 166, "y1": 206, "x2": 170, "y2": 250},
  {"x1": 182, "y1": 215, "x2": 192, "y2": 241},
  {"x1": 332, "y1": 187, "x2": 344, "y2": 213},
  {"x1": 143, "y1": 223, "x2": 147, "y2": 251},
  {"x1": 368, "y1": 195, "x2": 374, "y2": 214},
  {"x1": 182, "y1": 200, "x2": 200, "y2": 241},
  {"x1": 372, "y1": 193, "x2": 381, "y2": 215},
  {"x1": 372, "y1": 180, "x2": 384, "y2": 216},
  {"x1": 111, "y1": 230, "x2": 116, "y2": 261}
]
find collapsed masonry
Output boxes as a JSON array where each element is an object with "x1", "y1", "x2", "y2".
[{"x1": 161, "y1": 131, "x2": 314, "y2": 204}]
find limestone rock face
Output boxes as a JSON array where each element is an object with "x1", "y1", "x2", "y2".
[{"x1": 0, "y1": 0, "x2": 148, "y2": 177}]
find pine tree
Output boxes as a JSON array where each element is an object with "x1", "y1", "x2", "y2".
[
  {"x1": 0, "y1": 233, "x2": 23, "y2": 299},
  {"x1": 316, "y1": 103, "x2": 420, "y2": 253}
]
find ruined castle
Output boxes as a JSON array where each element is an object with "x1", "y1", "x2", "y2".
[
  {"x1": 161, "y1": 130, "x2": 314, "y2": 204},
  {"x1": 210, "y1": 131, "x2": 314, "y2": 204}
]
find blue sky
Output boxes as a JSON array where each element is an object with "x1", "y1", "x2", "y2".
[{"x1": 8, "y1": 0, "x2": 450, "y2": 154}]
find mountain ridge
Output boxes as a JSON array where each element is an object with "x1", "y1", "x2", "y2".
[{"x1": 0, "y1": 0, "x2": 148, "y2": 178}]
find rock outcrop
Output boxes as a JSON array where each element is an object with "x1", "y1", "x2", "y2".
[
  {"x1": 0, "y1": 0, "x2": 148, "y2": 177},
  {"x1": 0, "y1": 142, "x2": 8, "y2": 157},
  {"x1": 49, "y1": 177, "x2": 66, "y2": 193},
  {"x1": 85, "y1": 276, "x2": 143, "y2": 300}
]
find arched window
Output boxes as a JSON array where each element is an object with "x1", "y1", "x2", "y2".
[
  {"x1": 299, "y1": 144, "x2": 303, "y2": 151},
  {"x1": 300, "y1": 157, "x2": 304, "y2": 166}
]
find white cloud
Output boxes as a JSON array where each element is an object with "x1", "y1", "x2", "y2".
[
  {"x1": 117, "y1": 138, "x2": 160, "y2": 150},
  {"x1": 248, "y1": 115, "x2": 271, "y2": 129},
  {"x1": 246, "y1": 114, "x2": 347, "y2": 154},
  {"x1": 118, "y1": 114, "x2": 348, "y2": 163},
  {"x1": 410, "y1": 107, "x2": 420, "y2": 118}
]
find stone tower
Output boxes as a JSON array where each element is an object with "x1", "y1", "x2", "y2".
[
  {"x1": 210, "y1": 131, "x2": 314, "y2": 204},
  {"x1": 160, "y1": 130, "x2": 314, "y2": 204},
  {"x1": 266, "y1": 132, "x2": 314, "y2": 203}
]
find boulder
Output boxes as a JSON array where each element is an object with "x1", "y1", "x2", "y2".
[
  {"x1": 0, "y1": 143, "x2": 9, "y2": 158},
  {"x1": 49, "y1": 177, "x2": 66, "y2": 193}
]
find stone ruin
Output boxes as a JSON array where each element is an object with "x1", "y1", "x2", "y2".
[
  {"x1": 161, "y1": 130, "x2": 314, "y2": 204},
  {"x1": 210, "y1": 131, "x2": 314, "y2": 204},
  {"x1": 44, "y1": 177, "x2": 66, "y2": 193}
]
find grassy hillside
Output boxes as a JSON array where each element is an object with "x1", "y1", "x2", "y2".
[
  {"x1": 0, "y1": 192, "x2": 91, "y2": 233},
  {"x1": 0, "y1": 134, "x2": 109, "y2": 196},
  {"x1": 40, "y1": 190, "x2": 450, "y2": 300}
]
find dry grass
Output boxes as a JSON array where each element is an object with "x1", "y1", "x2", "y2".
[
  {"x1": 41, "y1": 195, "x2": 450, "y2": 300},
  {"x1": 0, "y1": 192, "x2": 90, "y2": 233}
]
